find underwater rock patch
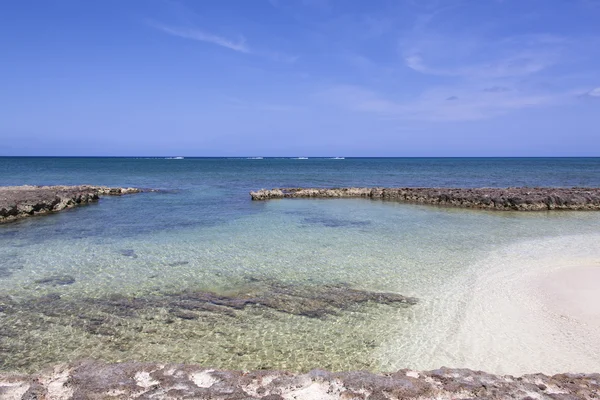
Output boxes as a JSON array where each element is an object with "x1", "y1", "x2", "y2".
[
  {"x1": 66, "y1": 282, "x2": 418, "y2": 320},
  {"x1": 0, "y1": 264, "x2": 23, "y2": 278},
  {"x1": 164, "y1": 282, "x2": 417, "y2": 319},
  {"x1": 5, "y1": 281, "x2": 417, "y2": 319},
  {"x1": 0, "y1": 230, "x2": 18, "y2": 238},
  {"x1": 302, "y1": 216, "x2": 371, "y2": 228},
  {"x1": 0, "y1": 253, "x2": 24, "y2": 278},
  {"x1": 171, "y1": 310, "x2": 199, "y2": 320},
  {"x1": 33, "y1": 275, "x2": 76, "y2": 286},
  {"x1": 167, "y1": 261, "x2": 189, "y2": 267},
  {"x1": 118, "y1": 249, "x2": 138, "y2": 258},
  {"x1": 0, "y1": 281, "x2": 417, "y2": 373},
  {"x1": 2, "y1": 282, "x2": 417, "y2": 321}
]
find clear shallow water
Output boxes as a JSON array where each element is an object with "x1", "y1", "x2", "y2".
[{"x1": 1, "y1": 157, "x2": 600, "y2": 374}]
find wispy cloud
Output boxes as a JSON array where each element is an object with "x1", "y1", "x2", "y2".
[
  {"x1": 401, "y1": 34, "x2": 565, "y2": 79},
  {"x1": 586, "y1": 87, "x2": 600, "y2": 97},
  {"x1": 148, "y1": 20, "x2": 299, "y2": 63},
  {"x1": 318, "y1": 84, "x2": 563, "y2": 121},
  {"x1": 300, "y1": 0, "x2": 600, "y2": 125},
  {"x1": 301, "y1": 0, "x2": 332, "y2": 11},
  {"x1": 398, "y1": 0, "x2": 569, "y2": 80},
  {"x1": 577, "y1": 86, "x2": 600, "y2": 99},
  {"x1": 222, "y1": 96, "x2": 302, "y2": 112},
  {"x1": 484, "y1": 86, "x2": 511, "y2": 93},
  {"x1": 149, "y1": 21, "x2": 250, "y2": 53},
  {"x1": 313, "y1": 2, "x2": 589, "y2": 122}
]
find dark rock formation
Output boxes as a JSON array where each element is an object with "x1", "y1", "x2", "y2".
[
  {"x1": 0, "y1": 185, "x2": 145, "y2": 223},
  {"x1": 167, "y1": 261, "x2": 190, "y2": 267},
  {"x1": 0, "y1": 282, "x2": 417, "y2": 372},
  {"x1": 33, "y1": 275, "x2": 76, "y2": 286},
  {"x1": 118, "y1": 249, "x2": 139, "y2": 258},
  {"x1": 162, "y1": 283, "x2": 418, "y2": 319},
  {"x1": 0, "y1": 253, "x2": 23, "y2": 278},
  {"x1": 250, "y1": 187, "x2": 600, "y2": 211},
  {"x1": 1, "y1": 360, "x2": 598, "y2": 399},
  {"x1": 2, "y1": 281, "x2": 417, "y2": 322}
]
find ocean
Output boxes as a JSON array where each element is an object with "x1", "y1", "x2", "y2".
[{"x1": 1, "y1": 157, "x2": 600, "y2": 374}]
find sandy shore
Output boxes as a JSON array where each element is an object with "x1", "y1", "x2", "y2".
[
  {"x1": 375, "y1": 234, "x2": 600, "y2": 376},
  {"x1": 443, "y1": 236, "x2": 600, "y2": 375},
  {"x1": 538, "y1": 264, "x2": 600, "y2": 328}
]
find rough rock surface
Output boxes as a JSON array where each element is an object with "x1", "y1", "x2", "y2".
[
  {"x1": 0, "y1": 185, "x2": 144, "y2": 223},
  {"x1": 0, "y1": 281, "x2": 417, "y2": 327},
  {"x1": 0, "y1": 282, "x2": 418, "y2": 372},
  {"x1": 157, "y1": 283, "x2": 418, "y2": 319},
  {"x1": 250, "y1": 187, "x2": 600, "y2": 211},
  {"x1": 1, "y1": 360, "x2": 598, "y2": 400}
]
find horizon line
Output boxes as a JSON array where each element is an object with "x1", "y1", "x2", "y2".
[{"x1": 1, "y1": 156, "x2": 600, "y2": 159}]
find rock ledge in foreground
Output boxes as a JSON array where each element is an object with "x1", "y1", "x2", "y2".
[
  {"x1": 0, "y1": 185, "x2": 145, "y2": 223},
  {"x1": 250, "y1": 187, "x2": 600, "y2": 211},
  {"x1": 1, "y1": 360, "x2": 598, "y2": 399}
]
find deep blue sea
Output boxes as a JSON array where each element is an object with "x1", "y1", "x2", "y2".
[
  {"x1": 1, "y1": 157, "x2": 600, "y2": 374},
  {"x1": 1, "y1": 157, "x2": 599, "y2": 237}
]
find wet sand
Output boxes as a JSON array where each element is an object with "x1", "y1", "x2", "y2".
[{"x1": 389, "y1": 235, "x2": 600, "y2": 376}]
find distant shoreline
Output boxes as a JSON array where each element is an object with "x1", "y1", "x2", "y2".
[
  {"x1": 251, "y1": 187, "x2": 600, "y2": 211},
  {"x1": 1, "y1": 156, "x2": 600, "y2": 159}
]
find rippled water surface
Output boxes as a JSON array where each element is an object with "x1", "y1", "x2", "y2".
[{"x1": 1, "y1": 157, "x2": 600, "y2": 374}]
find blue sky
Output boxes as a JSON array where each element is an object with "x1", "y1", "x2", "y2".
[{"x1": 1, "y1": 0, "x2": 599, "y2": 156}]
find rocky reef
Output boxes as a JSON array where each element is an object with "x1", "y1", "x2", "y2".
[
  {"x1": 250, "y1": 187, "x2": 600, "y2": 211},
  {"x1": 0, "y1": 185, "x2": 144, "y2": 223},
  {"x1": 0, "y1": 282, "x2": 417, "y2": 373},
  {"x1": 1, "y1": 360, "x2": 598, "y2": 400}
]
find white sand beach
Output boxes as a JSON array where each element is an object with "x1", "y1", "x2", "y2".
[
  {"x1": 453, "y1": 237, "x2": 600, "y2": 375},
  {"x1": 538, "y1": 264, "x2": 600, "y2": 328},
  {"x1": 379, "y1": 233, "x2": 600, "y2": 375}
]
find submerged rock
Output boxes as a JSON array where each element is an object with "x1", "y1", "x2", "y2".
[
  {"x1": 33, "y1": 275, "x2": 76, "y2": 286},
  {"x1": 169, "y1": 282, "x2": 417, "y2": 319},
  {"x1": 250, "y1": 187, "x2": 600, "y2": 211},
  {"x1": 0, "y1": 281, "x2": 417, "y2": 372},
  {"x1": 86, "y1": 282, "x2": 417, "y2": 320},
  {"x1": 118, "y1": 249, "x2": 138, "y2": 258},
  {"x1": 302, "y1": 216, "x2": 371, "y2": 228},
  {"x1": 0, "y1": 185, "x2": 147, "y2": 224},
  {"x1": 1, "y1": 360, "x2": 598, "y2": 400},
  {"x1": 0, "y1": 253, "x2": 24, "y2": 278},
  {"x1": 167, "y1": 261, "x2": 190, "y2": 267}
]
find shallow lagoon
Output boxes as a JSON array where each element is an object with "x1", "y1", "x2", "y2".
[{"x1": 1, "y1": 157, "x2": 600, "y2": 374}]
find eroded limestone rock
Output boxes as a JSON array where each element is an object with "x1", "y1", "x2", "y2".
[
  {"x1": 1, "y1": 360, "x2": 598, "y2": 400},
  {"x1": 33, "y1": 275, "x2": 76, "y2": 286},
  {"x1": 0, "y1": 282, "x2": 417, "y2": 372},
  {"x1": 0, "y1": 185, "x2": 146, "y2": 223},
  {"x1": 250, "y1": 187, "x2": 600, "y2": 211}
]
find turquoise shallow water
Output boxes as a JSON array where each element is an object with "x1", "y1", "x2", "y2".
[{"x1": 1, "y1": 157, "x2": 600, "y2": 374}]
